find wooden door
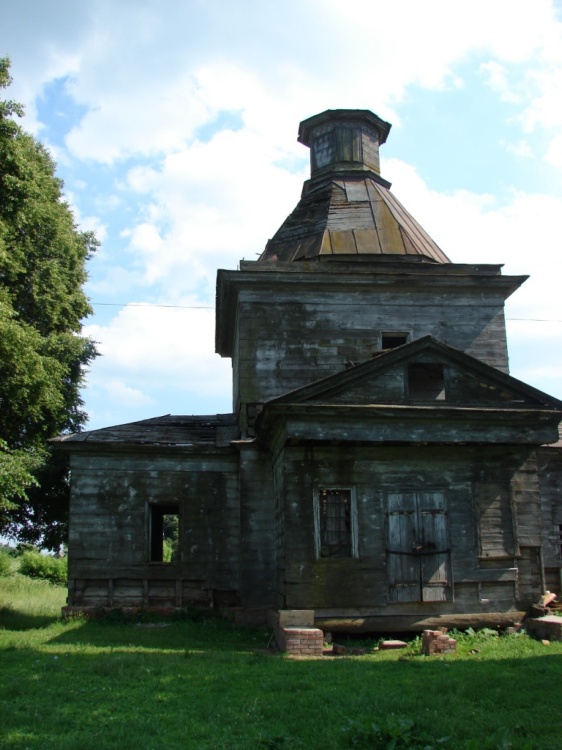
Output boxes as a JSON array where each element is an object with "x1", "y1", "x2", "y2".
[{"x1": 387, "y1": 492, "x2": 451, "y2": 602}]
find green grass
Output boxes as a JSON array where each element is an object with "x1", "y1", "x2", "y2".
[{"x1": 1, "y1": 572, "x2": 562, "y2": 749}]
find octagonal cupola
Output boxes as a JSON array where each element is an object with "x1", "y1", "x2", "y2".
[
  {"x1": 298, "y1": 109, "x2": 391, "y2": 180},
  {"x1": 258, "y1": 108, "x2": 450, "y2": 264}
]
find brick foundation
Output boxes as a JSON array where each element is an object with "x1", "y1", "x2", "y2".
[
  {"x1": 422, "y1": 629, "x2": 457, "y2": 655},
  {"x1": 276, "y1": 626, "x2": 324, "y2": 656}
]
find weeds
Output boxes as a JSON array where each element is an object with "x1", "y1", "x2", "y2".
[
  {"x1": 341, "y1": 715, "x2": 448, "y2": 749},
  {"x1": 0, "y1": 550, "x2": 12, "y2": 576},
  {"x1": 341, "y1": 716, "x2": 533, "y2": 750},
  {"x1": 18, "y1": 550, "x2": 67, "y2": 585}
]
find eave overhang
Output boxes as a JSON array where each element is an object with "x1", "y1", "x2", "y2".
[
  {"x1": 215, "y1": 261, "x2": 527, "y2": 357},
  {"x1": 256, "y1": 403, "x2": 562, "y2": 449},
  {"x1": 50, "y1": 414, "x2": 239, "y2": 453}
]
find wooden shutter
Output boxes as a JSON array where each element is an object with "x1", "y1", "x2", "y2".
[
  {"x1": 387, "y1": 493, "x2": 419, "y2": 602},
  {"x1": 475, "y1": 483, "x2": 516, "y2": 558},
  {"x1": 387, "y1": 491, "x2": 451, "y2": 603},
  {"x1": 419, "y1": 492, "x2": 450, "y2": 602}
]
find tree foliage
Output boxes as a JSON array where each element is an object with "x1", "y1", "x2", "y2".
[{"x1": 0, "y1": 58, "x2": 98, "y2": 546}]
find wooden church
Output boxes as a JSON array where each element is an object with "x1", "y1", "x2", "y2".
[{"x1": 54, "y1": 109, "x2": 562, "y2": 631}]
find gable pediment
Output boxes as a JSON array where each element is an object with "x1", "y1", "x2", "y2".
[{"x1": 267, "y1": 337, "x2": 562, "y2": 412}]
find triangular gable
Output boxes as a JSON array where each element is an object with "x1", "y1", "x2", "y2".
[{"x1": 266, "y1": 336, "x2": 562, "y2": 411}]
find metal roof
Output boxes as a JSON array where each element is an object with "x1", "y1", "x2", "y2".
[
  {"x1": 259, "y1": 108, "x2": 449, "y2": 264},
  {"x1": 258, "y1": 174, "x2": 450, "y2": 263}
]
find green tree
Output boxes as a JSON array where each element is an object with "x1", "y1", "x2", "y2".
[{"x1": 0, "y1": 58, "x2": 98, "y2": 547}]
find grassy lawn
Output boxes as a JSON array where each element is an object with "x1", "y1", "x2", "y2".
[{"x1": 1, "y1": 564, "x2": 562, "y2": 749}]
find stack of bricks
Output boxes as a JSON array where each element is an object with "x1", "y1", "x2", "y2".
[
  {"x1": 276, "y1": 626, "x2": 324, "y2": 656},
  {"x1": 422, "y1": 628, "x2": 457, "y2": 655}
]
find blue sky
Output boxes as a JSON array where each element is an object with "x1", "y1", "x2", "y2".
[{"x1": 2, "y1": 0, "x2": 562, "y2": 430}]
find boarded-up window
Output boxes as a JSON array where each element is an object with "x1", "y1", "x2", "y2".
[
  {"x1": 386, "y1": 492, "x2": 451, "y2": 602},
  {"x1": 149, "y1": 504, "x2": 180, "y2": 563},
  {"x1": 408, "y1": 363, "x2": 446, "y2": 401},
  {"x1": 315, "y1": 489, "x2": 356, "y2": 558},
  {"x1": 474, "y1": 483, "x2": 517, "y2": 559}
]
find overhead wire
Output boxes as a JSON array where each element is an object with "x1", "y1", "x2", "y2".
[{"x1": 90, "y1": 302, "x2": 562, "y2": 322}]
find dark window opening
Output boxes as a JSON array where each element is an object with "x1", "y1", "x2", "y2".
[
  {"x1": 558, "y1": 524, "x2": 562, "y2": 558},
  {"x1": 408, "y1": 363, "x2": 446, "y2": 401},
  {"x1": 318, "y1": 489, "x2": 352, "y2": 557},
  {"x1": 381, "y1": 332, "x2": 409, "y2": 350},
  {"x1": 150, "y1": 504, "x2": 180, "y2": 562}
]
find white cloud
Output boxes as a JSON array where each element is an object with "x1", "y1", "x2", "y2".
[
  {"x1": 544, "y1": 133, "x2": 562, "y2": 168},
  {"x1": 383, "y1": 157, "x2": 562, "y2": 398},
  {"x1": 3, "y1": 0, "x2": 562, "y2": 422},
  {"x1": 84, "y1": 302, "x2": 231, "y2": 395},
  {"x1": 104, "y1": 380, "x2": 155, "y2": 408},
  {"x1": 118, "y1": 124, "x2": 306, "y2": 295}
]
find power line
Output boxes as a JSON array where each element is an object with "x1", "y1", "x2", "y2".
[
  {"x1": 507, "y1": 318, "x2": 562, "y2": 323},
  {"x1": 90, "y1": 302, "x2": 562, "y2": 322},
  {"x1": 92, "y1": 302, "x2": 213, "y2": 309}
]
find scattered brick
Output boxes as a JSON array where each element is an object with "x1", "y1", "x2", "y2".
[{"x1": 422, "y1": 629, "x2": 457, "y2": 656}]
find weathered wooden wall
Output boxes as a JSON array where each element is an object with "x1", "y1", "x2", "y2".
[
  {"x1": 238, "y1": 445, "x2": 276, "y2": 607},
  {"x1": 274, "y1": 444, "x2": 541, "y2": 627},
  {"x1": 233, "y1": 282, "x2": 510, "y2": 422},
  {"x1": 67, "y1": 449, "x2": 240, "y2": 609},
  {"x1": 538, "y1": 446, "x2": 562, "y2": 594}
]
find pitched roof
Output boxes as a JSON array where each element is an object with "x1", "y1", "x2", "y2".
[
  {"x1": 258, "y1": 109, "x2": 450, "y2": 264},
  {"x1": 51, "y1": 414, "x2": 238, "y2": 449},
  {"x1": 265, "y1": 336, "x2": 562, "y2": 411},
  {"x1": 258, "y1": 175, "x2": 450, "y2": 264},
  {"x1": 256, "y1": 337, "x2": 562, "y2": 446}
]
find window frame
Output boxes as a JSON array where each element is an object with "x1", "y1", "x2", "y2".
[
  {"x1": 380, "y1": 331, "x2": 410, "y2": 351},
  {"x1": 148, "y1": 502, "x2": 180, "y2": 564},
  {"x1": 407, "y1": 362, "x2": 446, "y2": 401},
  {"x1": 313, "y1": 487, "x2": 359, "y2": 559}
]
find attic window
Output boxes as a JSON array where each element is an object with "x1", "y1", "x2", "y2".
[
  {"x1": 315, "y1": 488, "x2": 357, "y2": 558},
  {"x1": 150, "y1": 503, "x2": 180, "y2": 563},
  {"x1": 408, "y1": 363, "x2": 446, "y2": 401},
  {"x1": 381, "y1": 332, "x2": 409, "y2": 350}
]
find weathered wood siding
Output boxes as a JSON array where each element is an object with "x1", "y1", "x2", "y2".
[
  {"x1": 233, "y1": 287, "x2": 509, "y2": 415},
  {"x1": 538, "y1": 446, "x2": 562, "y2": 593},
  {"x1": 67, "y1": 450, "x2": 240, "y2": 608},
  {"x1": 276, "y1": 445, "x2": 541, "y2": 618},
  {"x1": 238, "y1": 446, "x2": 276, "y2": 607}
]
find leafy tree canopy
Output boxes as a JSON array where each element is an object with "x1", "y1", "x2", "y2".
[{"x1": 0, "y1": 58, "x2": 98, "y2": 547}]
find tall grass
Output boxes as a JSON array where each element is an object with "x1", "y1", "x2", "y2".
[{"x1": 0, "y1": 554, "x2": 66, "y2": 628}]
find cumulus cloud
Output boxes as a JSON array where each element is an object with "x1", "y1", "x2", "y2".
[
  {"x1": 84, "y1": 302, "x2": 230, "y2": 391},
  {"x1": 3, "y1": 0, "x2": 562, "y2": 428}
]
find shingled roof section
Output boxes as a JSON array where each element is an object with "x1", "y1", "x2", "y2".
[
  {"x1": 258, "y1": 109, "x2": 450, "y2": 264},
  {"x1": 51, "y1": 414, "x2": 238, "y2": 449}
]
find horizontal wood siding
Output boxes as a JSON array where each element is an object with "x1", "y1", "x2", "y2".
[
  {"x1": 68, "y1": 451, "x2": 240, "y2": 608},
  {"x1": 235, "y1": 288, "x2": 509, "y2": 407},
  {"x1": 538, "y1": 447, "x2": 562, "y2": 574},
  {"x1": 238, "y1": 447, "x2": 275, "y2": 607},
  {"x1": 279, "y1": 444, "x2": 539, "y2": 615}
]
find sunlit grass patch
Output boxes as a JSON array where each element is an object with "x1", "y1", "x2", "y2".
[
  {"x1": 0, "y1": 563, "x2": 66, "y2": 630},
  {"x1": 1, "y1": 573, "x2": 562, "y2": 749}
]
